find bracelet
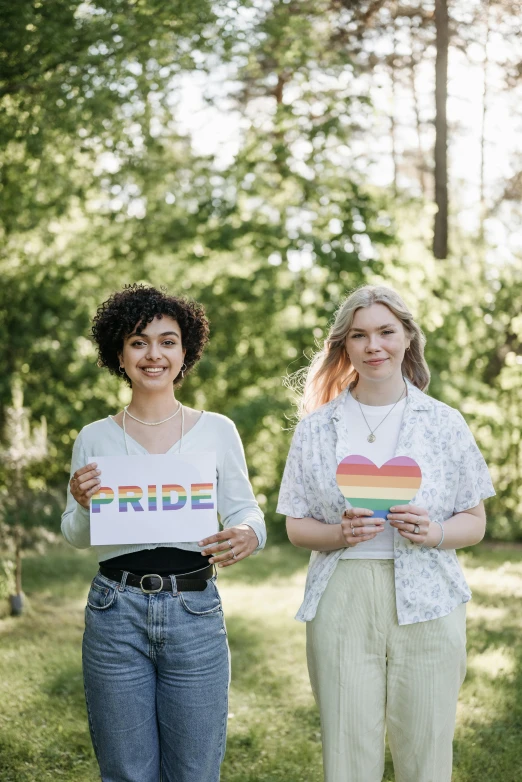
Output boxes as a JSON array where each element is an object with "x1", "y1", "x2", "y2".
[{"x1": 433, "y1": 520, "x2": 444, "y2": 549}]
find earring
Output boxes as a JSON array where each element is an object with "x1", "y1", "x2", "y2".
[
  {"x1": 180, "y1": 362, "x2": 187, "y2": 378},
  {"x1": 119, "y1": 366, "x2": 125, "y2": 374}
]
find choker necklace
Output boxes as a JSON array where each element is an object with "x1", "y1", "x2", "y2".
[
  {"x1": 354, "y1": 382, "x2": 407, "y2": 443},
  {"x1": 123, "y1": 401, "x2": 181, "y2": 426},
  {"x1": 122, "y1": 404, "x2": 184, "y2": 455}
]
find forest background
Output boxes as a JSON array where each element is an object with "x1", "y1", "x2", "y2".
[{"x1": 1, "y1": 0, "x2": 522, "y2": 601}]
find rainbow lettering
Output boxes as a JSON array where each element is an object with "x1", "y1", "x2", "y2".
[
  {"x1": 162, "y1": 484, "x2": 187, "y2": 511},
  {"x1": 191, "y1": 483, "x2": 214, "y2": 510},
  {"x1": 148, "y1": 485, "x2": 157, "y2": 512},
  {"x1": 91, "y1": 487, "x2": 115, "y2": 514},
  {"x1": 336, "y1": 455, "x2": 422, "y2": 519},
  {"x1": 91, "y1": 483, "x2": 216, "y2": 514},
  {"x1": 119, "y1": 486, "x2": 144, "y2": 513}
]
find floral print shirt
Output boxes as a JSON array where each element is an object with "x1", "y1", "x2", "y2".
[{"x1": 277, "y1": 380, "x2": 495, "y2": 625}]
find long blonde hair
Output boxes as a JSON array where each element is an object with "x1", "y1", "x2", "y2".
[{"x1": 294, "y1": 285, "x2": 430, "y2": 417}]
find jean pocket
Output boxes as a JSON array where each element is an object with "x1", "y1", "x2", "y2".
[
  {"x1": 86, "y1": 578, "x2": 118, "y2": 611},
  {"x1": 178, "y1": 579, "x2": 222, "y2": 617}
]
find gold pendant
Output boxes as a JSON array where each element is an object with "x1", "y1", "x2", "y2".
[{"x1": 367, "y1": 433, "x2": 376, "y2": 443}]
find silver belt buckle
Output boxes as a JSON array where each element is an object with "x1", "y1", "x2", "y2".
[{"x1": 140, "y1": 573, "x2": 164, "y2": 594}]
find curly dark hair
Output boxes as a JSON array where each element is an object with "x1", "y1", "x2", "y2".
[{"x1": 91, "y1": 284, "x2": 210, "y2": 386}]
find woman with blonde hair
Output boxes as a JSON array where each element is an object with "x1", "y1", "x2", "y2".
[{"x1": 277, "y1": 284, "x2": 494, "y2": 782}]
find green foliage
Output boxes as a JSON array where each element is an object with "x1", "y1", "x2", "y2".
[
  {"x1": 0, "y1": 0, "x2": 521, "y2": 544},
  {"x1": 0, "y1": 0, "x2": 219, "y2": 232}
]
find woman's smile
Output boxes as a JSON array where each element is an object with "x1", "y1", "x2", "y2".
[
  {"x1": 139, "y1": 366, "x2": 168, "y2": 376},
  {"x1": 364, "y1": 357, "x2": 389, "y2": 366}
]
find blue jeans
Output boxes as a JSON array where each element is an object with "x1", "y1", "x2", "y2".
[{"x1": 82, "y1": 571, "x2": 230, "y2": 782}]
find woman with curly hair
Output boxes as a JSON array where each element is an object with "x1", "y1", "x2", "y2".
[{"x1": 62, "y1": 284, "x2": 266, "y2": 782}]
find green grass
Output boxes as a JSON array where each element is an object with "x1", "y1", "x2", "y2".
[{"x1": 0, "y1": 542, "x2": 521, "y2": 781}]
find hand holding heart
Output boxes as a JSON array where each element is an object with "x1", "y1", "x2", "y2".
[
  {"x1": 342, "y1": 504, "x2": 433, "y2": 546},
  {"x1": 336, "y1": 455, "x2": 432, "y2": 547},
  {"x1": 341, "y1": 507, "x2": 384, "y2": 546},
  {"x1": 387, "y1": 504, "x2": 431, "y2": 544}
]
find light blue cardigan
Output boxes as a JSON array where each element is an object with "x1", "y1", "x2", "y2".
[{"x1": 62, "y1": 411, "x2": 266, "y2": 560}]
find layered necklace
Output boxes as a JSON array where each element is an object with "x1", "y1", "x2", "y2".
[
  {"x1": 353, "y1": 381, "x2": 407, "y2": 443},
  {"x1": 122, "y1": 401, "x2": 184, "y2": 455}
]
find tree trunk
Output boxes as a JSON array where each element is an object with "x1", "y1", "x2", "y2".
[
  {"x1": 409, "y1": 20, "x2": 426, "y2": 196},
  {"x1": 390, "y1": 33, "x2": 399, "y2": 196},
  {"x1": 274, "y1": 74, "x2": 286, "y2": 105},
  {"x1": 479, "y1": 0, "x2": 491, "y2": 242},
  {"x1": 433, "y1": 0, "x2": 449, "y2": 259},
  {"x1": 9, "y1": 539, "x2": 24, "y2": 616}
]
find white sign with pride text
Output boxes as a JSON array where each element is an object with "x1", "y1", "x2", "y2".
[{"x1": 89, "y1": 452, "x2": 218, "y2": 545}]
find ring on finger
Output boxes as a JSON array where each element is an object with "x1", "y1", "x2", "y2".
[
  {"x1": 227, "y1": 539, "x2": 233, "y2": 549},
  {"x1": 413, "y1": 523, "x2": 420, "y2": 534},
  {"x1": 352, "y1": 527, "x2": 356, "y2": 537},
  {"x1": 231, "y1": 548, "x2": 237, "y2": 558}
]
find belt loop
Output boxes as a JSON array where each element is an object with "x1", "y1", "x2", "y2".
[
  {"x1": 119, "y1": 570, "x2": 129, "y2": 591},
  {"x1": 169, "y1": 574, "x2": 178, "y2": 595}
]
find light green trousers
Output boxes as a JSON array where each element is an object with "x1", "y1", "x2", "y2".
[{"x1": 306, "y1": 560, "x2": 466, "y2": 782}]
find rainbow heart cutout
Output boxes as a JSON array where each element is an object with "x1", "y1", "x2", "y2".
[{"x1": 336, "y1": 455, "x2": 422, "y2": 519}]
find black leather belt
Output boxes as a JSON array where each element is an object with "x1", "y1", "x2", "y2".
[{"x1": 99, "y1": 564, "x2": 214, "y2": 593}]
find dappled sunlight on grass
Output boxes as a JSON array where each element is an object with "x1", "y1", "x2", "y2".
[
  {"x1": 0, "y1": 542, "x2": 521, "y2": 780},
  {"x1": 465, "y1": 565, "x2": 522, "y2": 598},
  {"x1": 454, "y1": 546, "x2": 522, "y2": 781},
  {"x1": 219, "y1": 542, "x2": 311, "y2": 585},
  {"x1": 218, "y1": 561, "x2": 323, "y2": 780},
  {"x1": 465, "y1": 602, "x2": 510, "y2": 624},
  {"x1": 468, "y1": 647, "x2": 516, "y2": 678}
]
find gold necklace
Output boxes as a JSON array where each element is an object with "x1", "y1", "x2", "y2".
[{"x1": 354, "y1": 382, "x2": 406, "y2": 443}]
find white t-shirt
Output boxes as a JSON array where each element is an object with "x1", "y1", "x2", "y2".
[{"x1": 340, "y1": 392, "x2": 407, "y2": 560}]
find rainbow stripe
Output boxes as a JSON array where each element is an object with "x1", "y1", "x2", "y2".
[
  {"x1": 336, "y1": 455, "x2": 422, "y2": 518},
  {"x1": 162, "y1": 484, "x2": 187, "y2": 511},
  {"x1": 91, "y1": 487, "x2": 115, "y2": 514},
  {"x1": 191, "y1": 483, "x2": 214, "y2": 510},
  {"x1": 148, "y1": 485, "x2": 157, "y2": 512},
  {"x1": 118, "y1": 485, "x2": 144, "y2": 513},
  {"x1": 190, "y1": 483, "x2": 214, "y2": 510}
]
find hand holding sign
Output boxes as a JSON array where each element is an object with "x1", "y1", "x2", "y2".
[
  {"x1": 70, "y1": 463, "x2": 101, "y2": 508},
  {"x1": 199, "y1": 524, "x2": 259, "y2": 568}
]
